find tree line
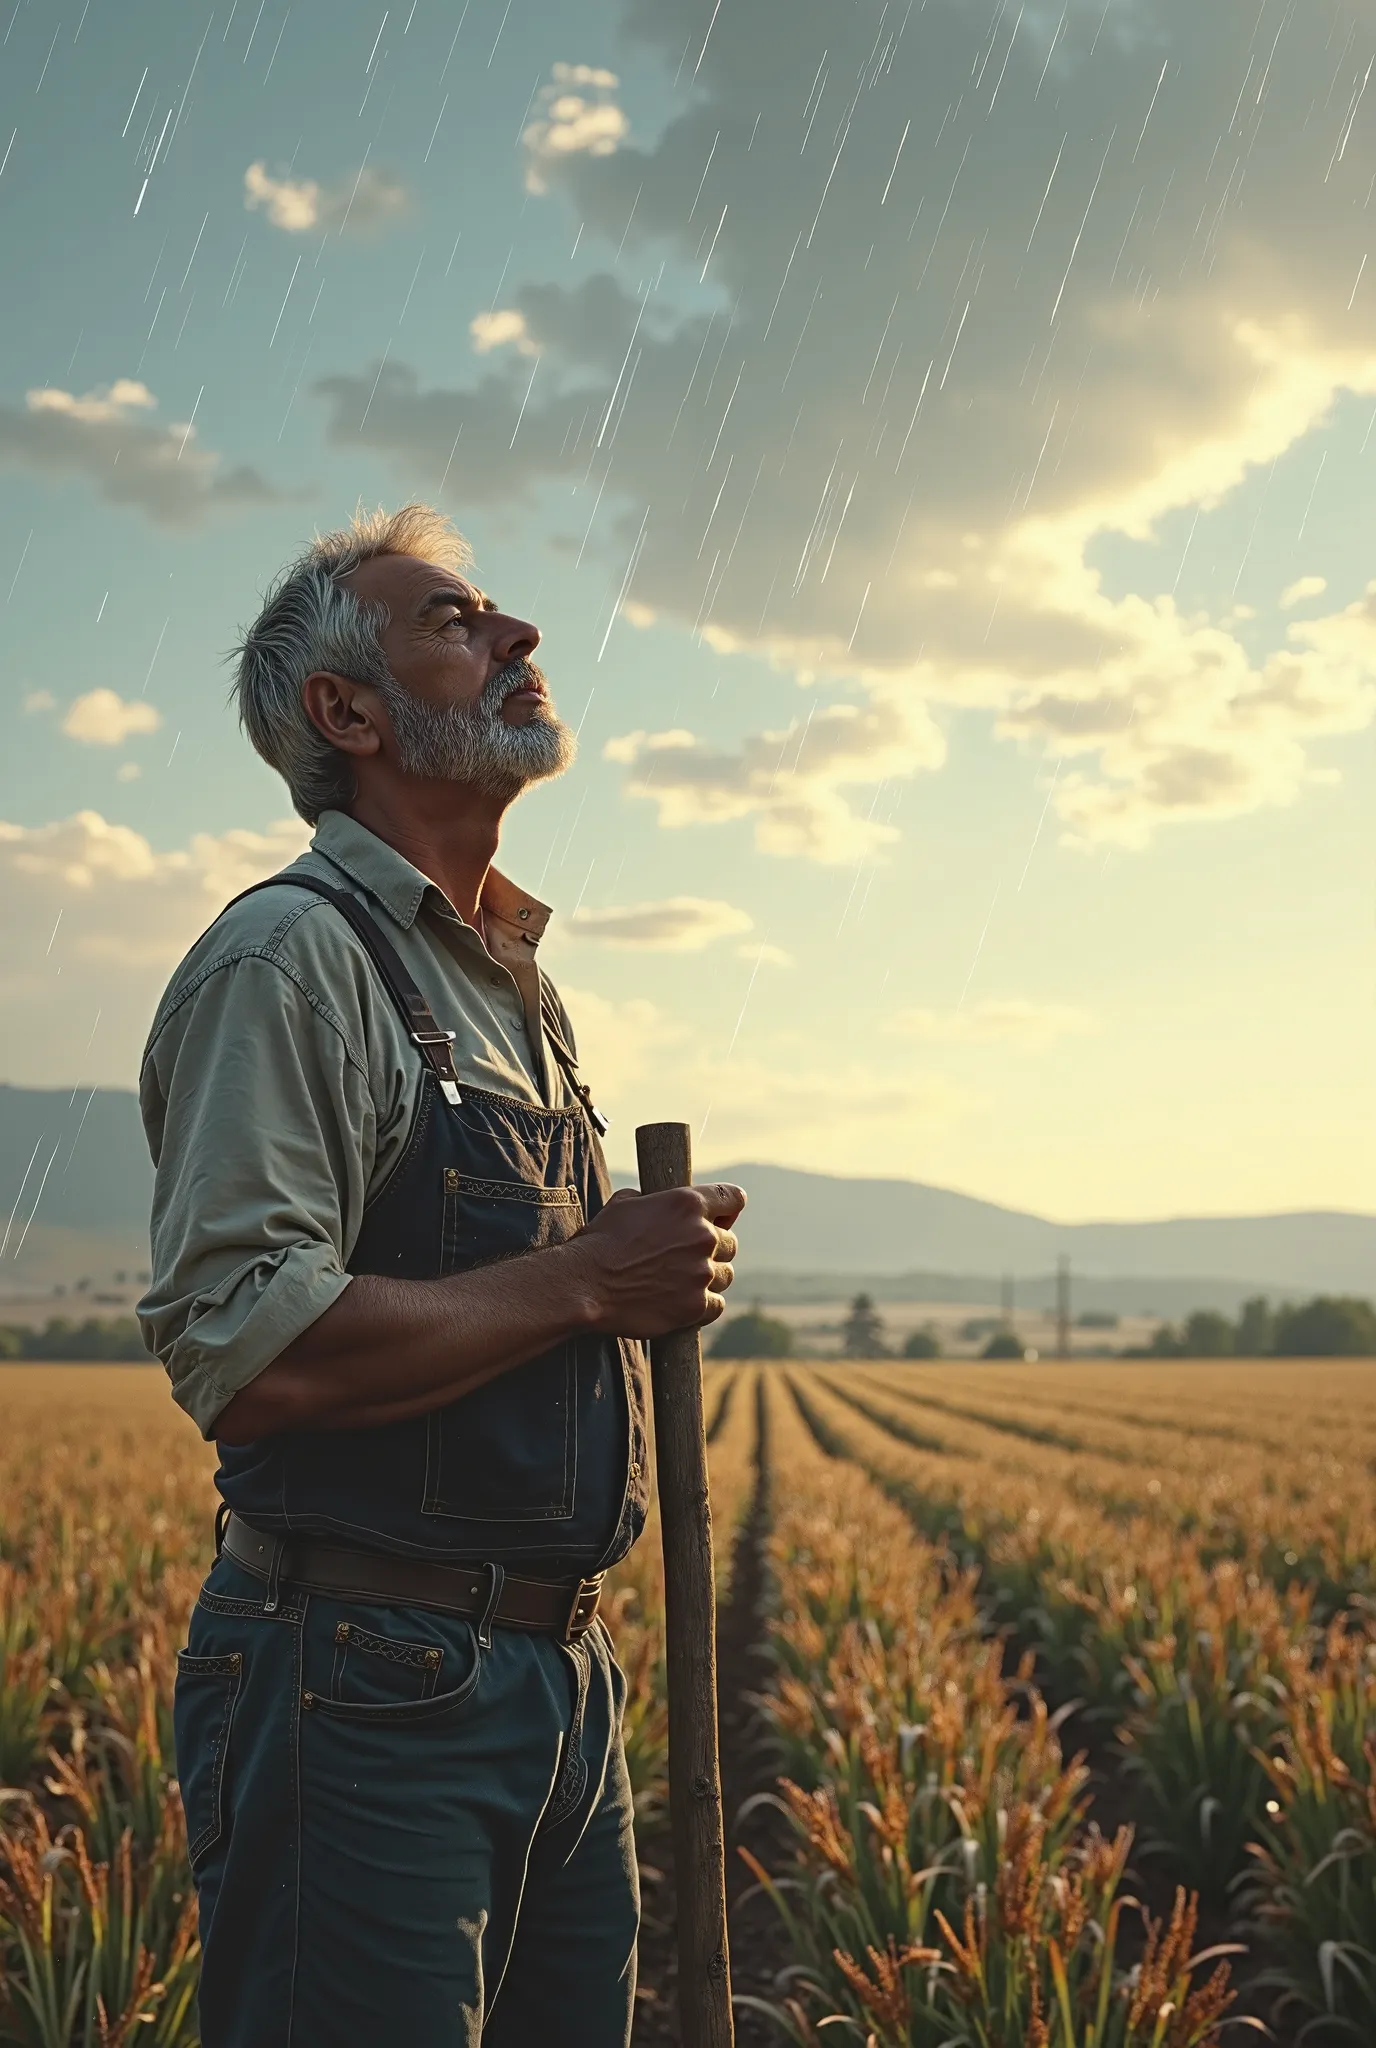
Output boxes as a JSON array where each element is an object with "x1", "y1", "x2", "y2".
[
  {"x1": 712, "y1": 1291, "x2": 1376, "y2": 1360},
  {"x1": 0, "y1": 1317, "x2": 149, "y2": 1360},
  {"x1": 1139, "y1": 1295, "x2": 1376, "y2": 1358}
]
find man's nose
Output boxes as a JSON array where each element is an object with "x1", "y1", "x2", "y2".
[{"x1": 490, "y1": 612, "x2": 541, "y2": 666}]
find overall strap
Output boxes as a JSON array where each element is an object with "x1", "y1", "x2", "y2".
[
  {"x1": 225, "y1": 875, "x2": 464, "y2": 1106},
  {"x1": 539, "y1": 982, "x2": 609, "y2": 1136}
]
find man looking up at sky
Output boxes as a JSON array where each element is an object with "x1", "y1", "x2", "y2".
[{"x1": 137, "y1": 503, "x2": 746, "y2": 2047}]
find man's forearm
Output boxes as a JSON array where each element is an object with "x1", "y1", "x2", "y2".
[{"x1": 215, "y1": 1243, "x2": 601, "y2": 1443}]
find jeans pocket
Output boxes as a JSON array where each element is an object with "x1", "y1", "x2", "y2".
[
  {"x1": 304, "y1": 1620, "x2": 483, "y2": 1726},
  {"x1": 328, "y1": 1619, "x2": 445, "y2": 1706},
  {"x1": 174, "y1": 1649, "x2": 244, "y2": 1869}
]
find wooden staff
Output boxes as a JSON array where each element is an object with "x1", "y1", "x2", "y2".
[{"x1": 635, "y1": 1121, "x2": 735, "y2": 2048}]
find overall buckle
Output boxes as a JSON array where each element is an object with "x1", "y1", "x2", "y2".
[{"x1": 411, "y1": 1029, "x2": 462, "y2": 1106}]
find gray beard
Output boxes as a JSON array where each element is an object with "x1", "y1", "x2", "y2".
[{"x1": 377, "y1": 659, "x2": 576, "y2": 799}]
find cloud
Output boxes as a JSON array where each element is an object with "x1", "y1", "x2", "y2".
[
  {"x1": 243, "y1": 160, "x2": 408, "y2": 235},
  {"x1": 23, "y1": 690, "x2": 54, "y2": 714},
  {"x1": 894, "y1": 1000, "x2": 1098, "y2": 1048},
  {"x1": 568, "y1": 895, "x2": 753, "y2": 948},
  {"x1": 0, "y1": 378, "x2": 286, "y2": 526},
  {"x1": 62, "y1": 690, "x2": 162, "y2": 746},
  {"x1": 0, "y1": 811, "x2": 309, "y2": 957},
  {"x1": 1281, "y1": 575, "x2": 1328, "y2": 608},
  {"x1": 1001, "y1": 578, "x2": 1376, "y2": 848},
  {"x1": 522, "y1": 64, "x2": 628, "y2": 194},
  {"x1": 244, "y1": 161, "x2": 319, "y2": 232},
  {"x1": 469, "y1": 308, "x2": 538, "y2": 357},
  {"x1": 604, "y1": 694, "x2": 944, "y2": 862},
  {"x1": 30, "y1": 377, "x2": 156, "y2": 424},
  {"x1": 0, "y1": 812, "x2": 311, "y2": 1086},
  {"x1": 314, "y1": 0, "x2": 1376, "y2": 855}
]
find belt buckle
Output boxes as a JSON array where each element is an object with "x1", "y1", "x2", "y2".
[{"x1": 563, "y1": 1576, "x2": 601, "y2": 1642}]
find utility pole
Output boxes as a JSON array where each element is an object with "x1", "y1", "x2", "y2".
[{"x1": 1056, "y1": 1255, "x2": 1071, "y2": 1360}]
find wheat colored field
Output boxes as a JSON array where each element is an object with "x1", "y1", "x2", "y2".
[{"x1": 3, "y1": 1360, "x2": 1375, "y2": 2045}]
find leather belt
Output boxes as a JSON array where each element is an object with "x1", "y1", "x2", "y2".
[{"x1": 220, "y1": 1511, "x2": 604, "y2": 1644}]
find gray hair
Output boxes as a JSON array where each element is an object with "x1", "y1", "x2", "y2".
[{"x1": 231, "y1": 503, "x2": 473, "y2": 823}]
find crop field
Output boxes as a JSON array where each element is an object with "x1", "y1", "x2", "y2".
[{"x1": 2, "y1": 1360, "x2": 1376, "y2": 2044}]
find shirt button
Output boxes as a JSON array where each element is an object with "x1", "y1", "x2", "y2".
[{"x1": 489, "y1": 975, "x2": 502, "y2": 988}]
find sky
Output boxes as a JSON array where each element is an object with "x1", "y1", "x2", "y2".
[{"x1": 2, "y1": 0, "x2": 1376, "y2": 1223}]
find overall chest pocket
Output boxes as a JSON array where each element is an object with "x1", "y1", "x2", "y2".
[{"x1": 425, "y1": 1171, "x2": 585, "y2": 1525}]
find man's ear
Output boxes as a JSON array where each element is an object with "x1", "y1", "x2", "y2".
[{"x1": 301, "y1": 671, "x2": 384, "y2": 759}]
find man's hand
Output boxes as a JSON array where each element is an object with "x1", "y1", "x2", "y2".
[{"x1": 560, "y1": 1184, "x2": 746, "y2": 1337}]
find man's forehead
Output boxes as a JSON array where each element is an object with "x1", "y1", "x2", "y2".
[{"x1": 348, "y1": 552, "x2": 485, "y2": 610}]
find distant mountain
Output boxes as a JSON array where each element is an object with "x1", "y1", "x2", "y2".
[
  {"x1": 3, "y1": 1087, "x2": 1375, "y2": 1302},
  {"x1": 0, "y1": 1085, "x2": 150, "y2": 1287},
  {"x1": 0, "y1": 1085, "x2": 151, "y2": 1236},
  {"x1": 662, "y1": 1161, "x2": 1376, "y2": 1297}
]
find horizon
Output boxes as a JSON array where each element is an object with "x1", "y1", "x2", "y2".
[{"x1": 3, "y1": 0, "x2": 1376, "y2": 1222}]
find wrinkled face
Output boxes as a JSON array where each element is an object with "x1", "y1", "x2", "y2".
[{"x1": 346, "y1": 551, "x2": 575, "y2": 797}]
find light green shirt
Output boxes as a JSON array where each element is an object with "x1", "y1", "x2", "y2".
[{"x1": 137, "y1": 810, "x2": 579, "y2": 1439}]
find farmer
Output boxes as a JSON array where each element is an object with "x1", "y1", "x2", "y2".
[{"x1": 137, "y1": 503, "x2": 746, "y2": 2047}]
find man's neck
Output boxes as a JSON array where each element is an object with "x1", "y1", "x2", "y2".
[{"x1": 347, "y1": 783, "x2": 508, "y2": 927}]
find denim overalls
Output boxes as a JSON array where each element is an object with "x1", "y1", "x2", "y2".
[{"x1": 175, "y1": 878, "x2": 649, "y2": 2047}]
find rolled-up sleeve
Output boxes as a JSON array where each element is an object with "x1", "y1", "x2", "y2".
[{"x1": 138, "y1": 952, "x2": 376, "y2": 1438}]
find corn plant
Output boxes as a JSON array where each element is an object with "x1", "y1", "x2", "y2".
[
  {"x1": 1245, "y1": 1614, "x2": 1376, "y2": 2040},
  {"x1": 0, "y1": 1797, "x2": 199, "y2": 2048},
  {"x1": 763, "y1": 1828, "x2": 1247, "y2": 2048},
  {"x1": 925, "y1": 1857, "x2": 1242, "y2": 2048},
  {"x1": 747, "y1": 1675, "x2": 1249, "y2": 2047},
  {"x1": 1111, "y1": 1566, "x2": 1310, "y2": 1899}
]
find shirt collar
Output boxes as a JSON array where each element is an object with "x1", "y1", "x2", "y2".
[{"x1": 310, "y1": 809, "x2": 552, "y2": 954}]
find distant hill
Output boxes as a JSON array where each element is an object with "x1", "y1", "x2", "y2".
[
  {"x1": 693, "y1": 1162, "x2": 1376, "y2": 1296},
  {"x1": 0, "y1": 1086, "x2": 151, "y2": 1283},
  {"x1": 0, "y1": 1085, "x2": 152, "y2": 1234},
  {"x1": 4, "y1": 1086, "x2": 1375, "y2": 1305}
]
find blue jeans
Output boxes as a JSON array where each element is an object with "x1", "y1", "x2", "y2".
[{"x1": 175, "y1": 1556, "x2": 639, "y2": 2046}]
